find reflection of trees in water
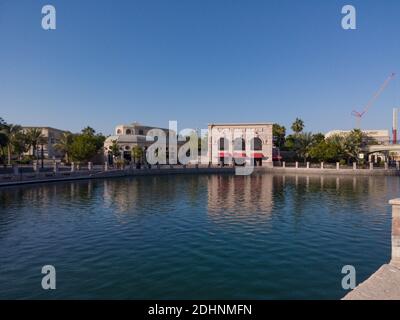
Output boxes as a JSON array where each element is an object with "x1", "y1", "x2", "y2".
[
  {"x1": 0, "y1": 181, "x2": 99, "y2": 211},
  {"x1": 102, "y1": 175, "x2": 208, "y2": 218},
  {"x1": 207, "y1": 174, "x2": 274, "y2": 225},
  {"x1": 0, "y1": 181, "x2": 100, "y2": 240},
  {"x1": 271, "y1": 174, "x2": 397, "y2": 221},
  {"x1": 207, "y1": 173, "x2": 399, "y2": 226}
]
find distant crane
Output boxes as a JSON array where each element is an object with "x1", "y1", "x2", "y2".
[{"x1": 351, "y1": 72, "x2": 396, "y2": 128}]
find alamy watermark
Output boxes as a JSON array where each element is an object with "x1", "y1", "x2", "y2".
[
  {"x1": 41, "y1": 265, "x2": 56, "y2": 290},
  {"x1": 41, "y1": 5, "x2": 56, "y2": 30},
  {"x1": 341, "y1": 265, "x2": 356, "y2": 290},
  {"x1": 41, "y1": 4, "x2": 357, "y2": 31}
]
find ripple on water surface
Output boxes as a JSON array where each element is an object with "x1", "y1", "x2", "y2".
[{"x1": 0, "y1": 173, "x2": 396, "y2": 299}]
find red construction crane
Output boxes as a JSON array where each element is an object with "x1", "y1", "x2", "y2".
[{"x1": 351, "y1": 72, "x2": 396, "y2": 128}]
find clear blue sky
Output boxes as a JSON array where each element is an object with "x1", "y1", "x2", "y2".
[{"x1": 1, "y1": 0, "x2": 400, "y2": 135}]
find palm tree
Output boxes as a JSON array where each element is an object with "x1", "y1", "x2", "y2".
[
  {"x1": 0, "y1": 132, "x2": 9, "y2": 164},
  {"x1": 54, "y1": 132, "x2": 73, "y2": 163},
  {"x1": 110, "y1": 140, "x2": 120, "y2": 157},
  {"x1": 295, "y1": 132, "x2": 314, "y2": 163},
  {"x1": 25, "y1": 128, "x2": 45, "y2": 160},
  {"x1": 1, "y1": 124, "x2": 22, "y2": 165},
  {"x1": 38, "y1": 135, "x2": 48, "y2": 168},
  {"x1": 291, "y1": 118, "x2": 305, "y2": 134},
  {"x1": 131, "y1": 145, "x2": 143, "y2": 166}
]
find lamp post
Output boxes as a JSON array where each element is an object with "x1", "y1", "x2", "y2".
[{"x1": 41, "y1": 144, "x2": 44, "y2": 169}]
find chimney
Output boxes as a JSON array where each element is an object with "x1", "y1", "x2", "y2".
[{"x1": 393, "y1": 108, "x2": 398, "y2": 144}]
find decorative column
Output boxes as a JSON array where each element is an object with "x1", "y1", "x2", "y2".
[
  {"x1": 71, "y1": 162, "x2": 75, "y2": 172},
  {"x1": 295, "y1": 162, "x2": 298, "y2": 169},
  {"x1": 353, "y1": 162, "x2": 357, "y2": 170},
  {"x1": 282, "y1": 161, "x2": 286, "y2": 168},
  {"x1": 321, "y1": 162, "x2": 324, "y2": 169},
  {"x1": 306, "y1": 162, "x2": 310, "y2": 169},
  {"x1": 389, "y1": 199, "x2": 400, "y2": 265},
  {"x1": 336, "y1": 162, "x2": 340, "y2": 170},
  {"x1": 370, "y1": 162, "x2": 374, "y2": 170},
  {"x1": 88, "y1": 162, "x2": 93, "y2": 171},
  {"x1": 104, "y1": 162, "x2": 108, "y2": 172},
  {"x1": 385, "y1": 162, "x2": 389, "y2": 170}
]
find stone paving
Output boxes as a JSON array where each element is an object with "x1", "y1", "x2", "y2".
[{"x1": 343, "y1": 264, "x2": 400, "y2": 300}]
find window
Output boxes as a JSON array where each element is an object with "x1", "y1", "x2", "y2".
[
  {"x1": 126, "y1": 129, "x2": 132, "y2": 135},
  {"x1": 233, "y1": 138, "x2": 245, "y2": 151},
  {"x1": 139, "y1": 129, "x2": 144, "y2": 135},
  {"x1": 219, "y1": 138, "x2": 228, "y2": 151},
  {"x1": 251, "y1": 138, "x2": 263, "y2": 151},
  {"x1": 117, "y1": 129, "x2": 122, "y2": 135}
]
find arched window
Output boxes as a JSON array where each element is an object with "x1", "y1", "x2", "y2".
[
  {"x1": 218, "y1": 137, "x2": 228, "y2": 151},
  {"x1": 251, "y1": 137, "x2": 263, "y2": 151},
  {"x1": 233, "y1": 138, "x2": 245, "y2": 151},
  {"x1": 125, "y1": 146, "x2": 130, "y2": 150},
  {"x1": 117, "y1": 129, "x2": 122, "y2": 135},
  {"x1": 126, "y1": 129, "x2": 132, "y2": 135}
]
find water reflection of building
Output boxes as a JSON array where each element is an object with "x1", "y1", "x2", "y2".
[{"x1": 207, "y1": 174, "x2": 274, "y2": 223}]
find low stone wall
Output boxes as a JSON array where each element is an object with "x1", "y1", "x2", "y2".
[
  {"x1": 343, "y1": 198, "x2": 400, "y2": 300},
  {"x1": 0, "y1": 166, "x2": 235, "y2": 187}
]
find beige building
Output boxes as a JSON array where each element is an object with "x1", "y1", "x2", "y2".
[
  {"x1": 22, "y1": 126, "x2": 68, "y2": 159},
  {"x1": 325, "y1": 129, "x2": 390, "y2": 145},
  {"x1": 207, "y1": 123, "x2": 273, "y2": 167},
  {"x1": 104, "y1": 122, "x2": 180, "y2": 164}
]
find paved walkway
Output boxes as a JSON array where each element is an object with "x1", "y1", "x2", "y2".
[{"x1": 343, "y1": 263, "x2": 400, "y2": 300}]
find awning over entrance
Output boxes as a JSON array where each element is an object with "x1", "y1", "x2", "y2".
[
  {"x1": 218, "y1": 152, "x2": 232, "y2": 158},
  {"x1": 233, "y1": 152, "x2": 247, "y2": 158},
  {"x1": 251, "y1": 153, "x2": 264, "y2": 159}
]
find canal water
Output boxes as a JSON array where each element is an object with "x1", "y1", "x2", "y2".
[{"x1": 0, "y1": 173, "x2": 397, "y2": 299}]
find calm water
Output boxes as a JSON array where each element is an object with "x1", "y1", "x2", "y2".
[{"x1": 0, "y1": 173, "x2": 397, "y2": 299}]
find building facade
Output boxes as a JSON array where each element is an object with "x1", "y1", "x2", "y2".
[
  {"x1": 104, "y1": 122, "x2": 179, "y2": 164},
  {"x1": 22, "y1": 126, "x2": 68, "y2": 159},
  {"x1": 325, "y1": 129, "x2": 390, "y2": 145},
  {"x1": 207, "y1": 123, "x2": 273, "y2": 167}
]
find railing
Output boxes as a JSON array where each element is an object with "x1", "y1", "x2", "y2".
[
  {"x1": 0, "y1": 162, "x2": 234, "y2": 185},
  {"x1": 276, "y1": 161, "x2": 400, "y2": 171}
]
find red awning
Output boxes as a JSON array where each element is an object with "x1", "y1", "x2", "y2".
[
  {"x1": 251, "y1": 153, "x2": 264, "y2": 159},
  {"x1": 218, "y1": 152, "x2": 232, "y2": 158},
  {"x1": 233, "y1": 152, "x2": 247, "y2": 158}
]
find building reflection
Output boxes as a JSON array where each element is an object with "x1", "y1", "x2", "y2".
[{"x1": 207, "y1": 174, "x2": 274, "y2": 224}]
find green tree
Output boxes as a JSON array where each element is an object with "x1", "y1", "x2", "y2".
[
  {"x1": 295, "y1": 132, "x2": 314, "y2": 163},
  {"x1": 80, "y1": 127, "x2": 105, "y2": 151},
  {"x1": 343, "y1": 129, "x2": 365, "y2": 163},
  {"x1": 0, "y1": 132, "x2": 9, "y2": 164},
  {"x1": 81, "y1": 126, "x2": 96, "y2": 136},
  {"x1": 1, "y1": 123, "x2": 22, "y2": 165},
  {"x1": 291, "y1": 118, "x2": 304, "y2": 134},
  {"x1": 109, "y1": 140, "x2": 121, "y2": 159},
  {"x1": 25, "y1": 128, "x2": 45, "y2": 160},
  {"x1": 312, "y1": 133, "x2": 325, "y2": 144},
  {"x1": 69, "y1": 134, "x2": 98, "y2": 162},
  {"x1": 68, "y1": 127, "x2": 105, "y2": 163},
  {"x1": 131, "y1": 145, "x2": 143, "y2": 164},
  {"x1": 309, "y1": 140, "x2": 340, "y2": 162},
  {"x1": 54, "y1": 132, "x2": 74, "y2": 163},
  {"x1": 273, "y1": 124, "x2": 286, "y2": 148}
]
